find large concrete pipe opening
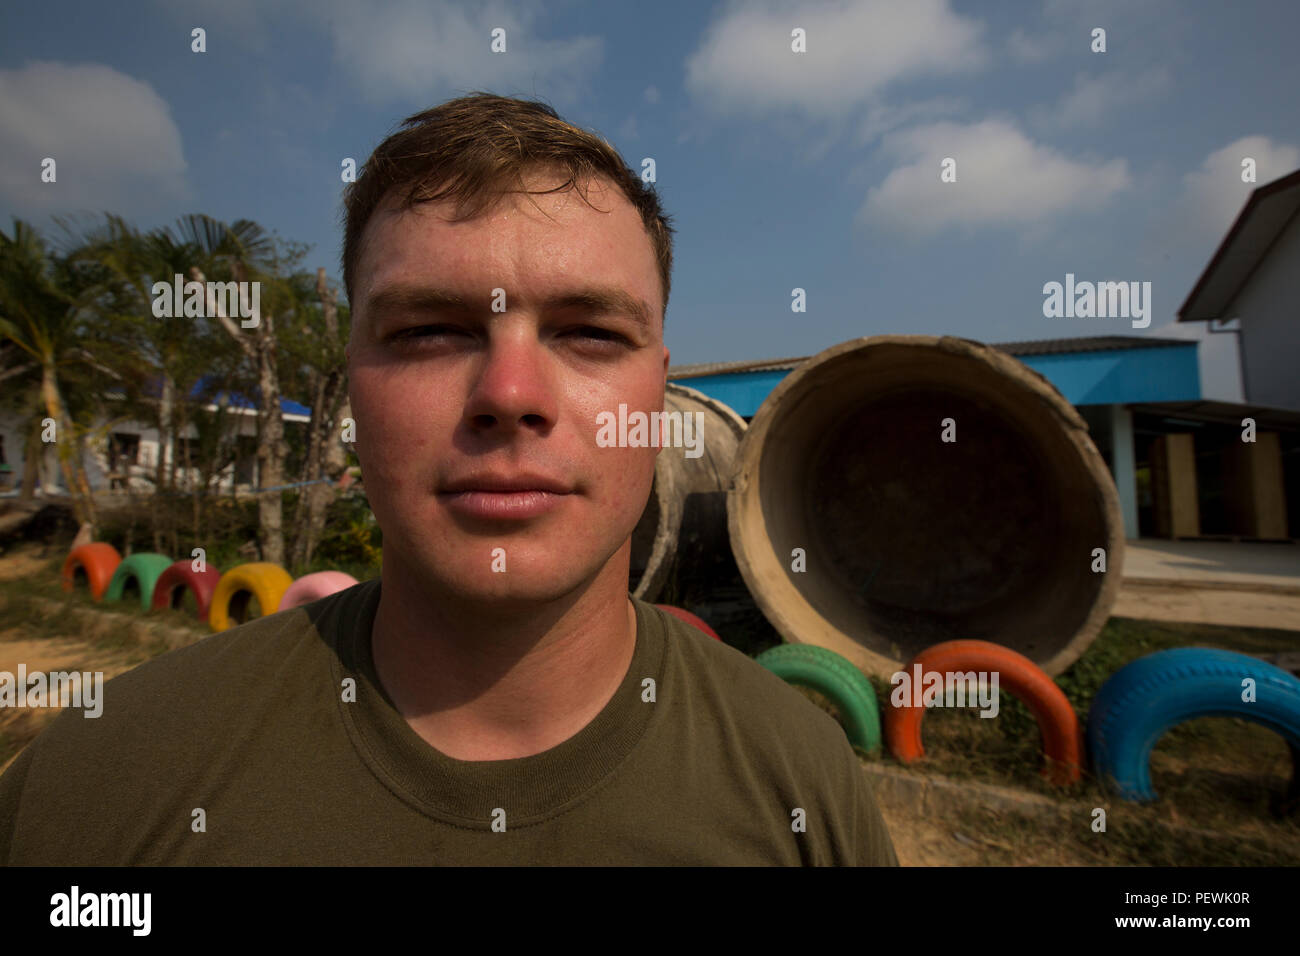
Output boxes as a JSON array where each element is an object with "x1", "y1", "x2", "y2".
[
  {"x1": 728, "y1": 335, "x2": 1124, "y2": 678},
  {"x1": 630, "y1": 383, "x2": 748, "y2": 602}
]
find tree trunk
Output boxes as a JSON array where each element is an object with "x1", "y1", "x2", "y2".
[
  {"x1": 255, "y1": 339, "x2": 286, "y2": 566},
  {"x1": 18, "y1": 415, "x2": 40, "y2": 503},
  {"x1": 193, "y1": 265, "x2": 288, "y2": 567},
  {"x1": 288, "y1": 268, "x2": 349, "y2": 571},
  {"x1": 40, "y1": 361, "x2": 97, "y2": 532}
]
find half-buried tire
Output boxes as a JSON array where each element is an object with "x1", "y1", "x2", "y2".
[
  {"x1": 654, "y1": 604, "x2": 722, "y2": 641},
  {"x1": 1087, "y1": 648, "x2": 1300, "y2": 802},
  {"x1": 883, "y1": 639, "x2": 1084, "y2": 786},
  {"x1": 104, "y1": 553, "x2": 174, "y2": 610},
  {"x1": 278, "y1": 571, "x2": 360, "y2": 611},
  {"x1": 61, "y1": 543, "x2": 122, "y2": 602},
  {"x1": 755, "y1": 644, "x2": 882, "y2": 755},
  {"x1": 209, "y1": 563, "x2": 294, "y2": 632},
  {"x1": 151, "y1": 561, "x2": 224, "y2": 621}
]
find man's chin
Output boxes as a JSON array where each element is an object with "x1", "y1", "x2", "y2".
[{"x1": 402, "y1": 551, "x2": 610, "y2": 610}]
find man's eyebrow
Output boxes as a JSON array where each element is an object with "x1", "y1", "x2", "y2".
[{"x1": 364, "y1": 285, "x2": 653, "y2": 329}]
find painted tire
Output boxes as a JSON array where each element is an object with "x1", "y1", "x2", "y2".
[
  {"x1": 756, "y1": 644, "x2": 882, "y2": 755},
  {"x1": 278, "y1": 571, "x2": 360, "y2": 611},
  {"x1": 104, "y1": 553, "x2": 174, "y2": 610},
  {"x1": 884, "y1": 640, "x2": 1083, "y2": 785},
  {"x1": 654, "y1": 604, "x2": 722, "y2": 641},
  {"x1": 60, "y1": 543, "x2": 122, "y2": 602},
  {"x1": 209, "y1": 562, "x2": 294, "y2": 632},
  {"x1": 151, "y1": 560, "x2": 224, "y2": 622},
  {"x1": 1087, "y1": 647, "x2": 1300, "y2": 802}
]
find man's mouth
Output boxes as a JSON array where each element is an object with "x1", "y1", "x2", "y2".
[{"x1": 438, "y1": 473, "x2": 575, "y2": 520}]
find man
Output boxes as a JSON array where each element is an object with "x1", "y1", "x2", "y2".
[{"x1": 0, "y1": 93, "x2": 897, "y2": 866}]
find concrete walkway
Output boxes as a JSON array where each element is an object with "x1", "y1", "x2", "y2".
[
  {"x1": 1122, "y1": 539, "x2": 1300, "y2": 592},
  {"x1": 1114, "y1": 539, "x2": 1300, "y2": 631}
]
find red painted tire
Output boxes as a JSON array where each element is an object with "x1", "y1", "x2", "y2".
[
  {"x1": 655, "y1": 604, "x2": 722, "y2": 641},
  {"x1": 61, "y1": 543, "x2": 122, "y2": 602},
  {"x1": 278, "y1": 571, "x2": 359, "y2": 611},
  {"x1": 151, "y1": 560, "x2": 224, "y2": 622},
  {"x1": 883, "y1": 639, "x2": 1084, "y2": 786}
]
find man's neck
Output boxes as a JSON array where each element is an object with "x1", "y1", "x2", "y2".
[{"x1": 370, "y1": 553, "x2": 638, "y2": 762}]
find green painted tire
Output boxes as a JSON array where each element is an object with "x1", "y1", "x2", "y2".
[
  {"x1": 105, "y1": 553, "x2": 174, "y2": 610},
  {"x1": 756, "y1": 643, "x2": 882, "y2": 755}
]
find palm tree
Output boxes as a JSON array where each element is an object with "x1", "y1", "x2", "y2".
[
  {"x1": 65, "y1": 213, "x2": 251, "y2": 551},
  {"x1": 168, "y1": 214, "x2": 290, "y2": 564},
  {"x1": 0, "y1": 220, "x2": 101, "y2": 529}
]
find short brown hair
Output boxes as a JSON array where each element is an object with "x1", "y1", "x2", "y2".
[{"x1": 342, "y1": 91, "x2": 675, "y2": 319}]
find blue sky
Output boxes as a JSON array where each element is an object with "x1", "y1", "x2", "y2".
[{"x1": 2, "y1": 0, "x2": 1297, "y2": 400}]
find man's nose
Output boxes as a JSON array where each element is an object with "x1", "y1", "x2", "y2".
[{"x1": 463, "y1": 325, "x2": 559, "y2": 434}]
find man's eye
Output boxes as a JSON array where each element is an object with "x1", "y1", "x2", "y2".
[
  {"x1": 563, "y1": 326, "x2": 627, "y2": 346},
  {"x1": 389, "y1": 324, "x2": 468, "y2": 344}
]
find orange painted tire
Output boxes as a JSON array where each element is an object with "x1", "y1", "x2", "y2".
[
  {"x1": 151, "y1": 560, "x2": 224, "y2": 622},
  {"x1": 61, "y1": 543, "x2": 122, "y2": 602},
  {"x1": 883, "y1": 639, "x2": 1084, "y2": 786},
  {"x1": 654, "y1": 604, "x2": 722, "y2": 640},
  {"x1": 208, "y1": 562, "x2": 293, "y2": 632}
]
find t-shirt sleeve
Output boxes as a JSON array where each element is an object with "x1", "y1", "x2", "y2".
[
  {"x1": 852, "y1": 755, "x2": 900, "y2": 866},
  {"x1": 835, "y1": 739, "x2": 899, "y2": 867}
]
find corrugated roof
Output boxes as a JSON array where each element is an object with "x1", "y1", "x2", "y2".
[
  {"x1": 988, "y1": 334, "x2": 1193, "y2": 356},
  {"x1": 1178, "y1": 168, "x2": 1300, "y2": 322},
  {"x1": 667, "y1": 335, "x2": 1194, "y2": 379},
  {"x1": 1128, "y1": 400, "x2": 1300, "y2": 431}
]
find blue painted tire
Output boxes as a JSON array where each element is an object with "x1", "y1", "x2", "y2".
[{"x1": 1087, "y1": 648, "x2": 1300, "y2": 802}]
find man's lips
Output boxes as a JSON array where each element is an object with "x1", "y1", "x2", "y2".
[
  {"x1": 437, "y1": 474, "x2": 575, "y2": 520},
  {"x1": 439, "y1": 473, "x2": 574, "y2": 495}
]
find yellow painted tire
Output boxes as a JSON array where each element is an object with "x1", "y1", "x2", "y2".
[{"x1": 209, "y1": 562, "x2": 294, "y2": 632}]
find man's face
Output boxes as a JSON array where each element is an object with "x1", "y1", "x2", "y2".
[{"x1": 347, "y1": 172, "x2": 668, "y2": 606}]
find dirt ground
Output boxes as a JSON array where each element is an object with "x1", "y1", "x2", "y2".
[
  {"x1": 1112, "y1": 581, "x2": 1300, "y2": 631},
  {"x1": 876, "y1": 805, "x2": 989, "y2": 865}
]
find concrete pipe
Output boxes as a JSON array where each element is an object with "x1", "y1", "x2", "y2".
[
  {"x1": 728, "y1": 335, "x2": 1124, "y2": 679},
  {"x1": 629, "y1": 382, "x2": 748, "y2": 602}
]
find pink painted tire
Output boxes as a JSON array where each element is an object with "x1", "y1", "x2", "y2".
[
  {"x1": 278, "y1": 571, "x2": 360, "y2": 611},
  {"x1": 151, "y1": 560, "x2": 224, "y2": 622}
]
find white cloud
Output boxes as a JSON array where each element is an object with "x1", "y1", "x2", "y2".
[
  {"x1": 684, "y1": 0, "x2": 987, "y2": 118},
  {"x1": 0, "y1": 61, "x2": 190, "y2": 217},
  {"x1": 643, "y1": 85, "x2": 661, "y2": 105},
  {"x1": 1032, "y1": 67, "x2": 1172, "y2": 129},
  {"x1": 1177, "y1": 136, "x2": 1300, "y2": 238},
  {"x1": 858, "y1": 118, "x2": 1130, "y2": 237},
  {"x1": 856, "y1": 96, "x2": 968, "y2": 145},
  {"x1": 311, "y1": 0, "x2": 602, "y2": 104}
]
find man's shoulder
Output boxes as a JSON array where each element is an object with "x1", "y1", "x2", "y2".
[
  {"x1": 22, "y1": 581, "x2": 368, "y2": 757},
  {"x1": 644, "y1": 603, "x2": 856, "y2": 759}
]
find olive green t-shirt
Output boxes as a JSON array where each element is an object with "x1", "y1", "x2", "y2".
[{"x1": 0, "y1": 579, "x2": 897, "y2": 866}]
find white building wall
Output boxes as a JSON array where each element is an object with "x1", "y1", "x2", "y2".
[
  {"x1": 1232, "y1": 212, "x2": 1300, "y2": 411},
  {"x1": 0, "y1": 403, "x2": 293, "y2": 497}
]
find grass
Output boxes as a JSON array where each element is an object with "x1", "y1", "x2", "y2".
[{"x1": 789, "y1": 614, "x2": 1300, "y2": 861}]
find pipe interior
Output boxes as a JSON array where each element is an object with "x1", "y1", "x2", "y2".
[{"x1": 757, "y1": 347, "x2": 1108, "y2": 665}]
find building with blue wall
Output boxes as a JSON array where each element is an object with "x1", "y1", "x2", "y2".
[{"x1": 669, "y1": 335, "x2": 1299, "y2": 541}]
